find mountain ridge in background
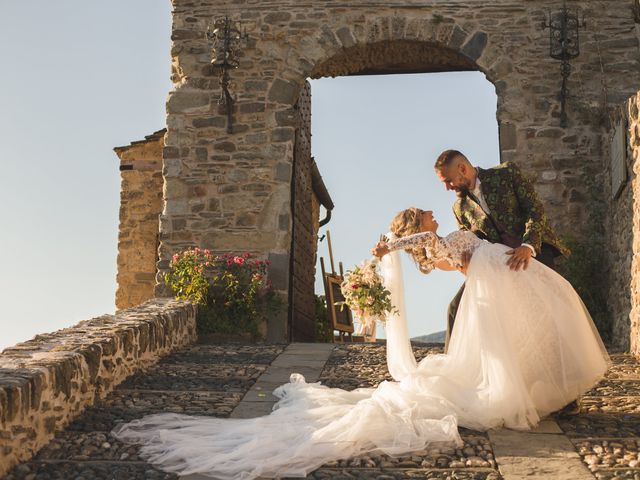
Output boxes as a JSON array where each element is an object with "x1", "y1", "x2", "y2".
[{"x1": 411, "y1": 330, "x2": 446, "y2": 343}]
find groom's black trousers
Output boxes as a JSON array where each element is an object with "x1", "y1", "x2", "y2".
[{"x1": 444, "y1": 243, "x2": 559, "y2": 353}]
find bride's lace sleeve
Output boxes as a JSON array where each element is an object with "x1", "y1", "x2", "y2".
[
  {"x1": 385, "y1": 232, "x2": 454, "y2": 275},
  {"x1": 385, "y1": 231, "x2": 439, "y2": 252}
]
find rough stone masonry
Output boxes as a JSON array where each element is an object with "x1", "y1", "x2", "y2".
[{"x1": 156, "y1": 0, "x2": 639, "y2": 342}]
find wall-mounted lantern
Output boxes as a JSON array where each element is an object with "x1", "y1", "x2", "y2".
[
  {"x1": 206, "y1": 17, "x2": 248, "y2": 134},
  {"x1": 542, "y1": 1, "x2": 586, "y2": 128}
]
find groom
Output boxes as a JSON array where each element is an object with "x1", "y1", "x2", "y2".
[{"x1": 434, "y1": 150, "x2": 569, "y2": 352}]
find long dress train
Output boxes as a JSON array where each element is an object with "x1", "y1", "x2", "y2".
[{"x1": 110, "y1": 230, "x2": 610, "y2": 479}]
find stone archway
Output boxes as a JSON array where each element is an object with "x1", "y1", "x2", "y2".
[
  {"x1": 157, "y1": 3, "x2": 640, "y2": 342},
  {"x1": 282, "y1": 32, "x2": 502, "y2": 341},
  {"x1": 160, "y1": 14, "x2": 513, "y2": 342}
]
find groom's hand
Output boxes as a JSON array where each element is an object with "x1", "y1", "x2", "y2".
[
  {"x1": 505, "y1": 246, "x2": 533, "y2": 271},
  {"x1": 458, "y1": 251, "x2": 472, "y2": 275}
]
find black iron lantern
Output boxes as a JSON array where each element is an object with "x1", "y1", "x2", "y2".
[
  {"x1": 206, "y1": 17, "x2": 248, "y2": 134},
  {"x1": 542, "y1": 1, "x2": 586, "y2": 127}
]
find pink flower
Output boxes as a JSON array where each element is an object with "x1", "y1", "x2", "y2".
[
  {"x1": 172, "y1": 254, "x2": 179, "y2": 262},
  {"x1": 233, "y1": 256, "x2": 245, "y2": 265},
  {"x1": 351, "y1": 284, "x2": 358, "y2": 289}
]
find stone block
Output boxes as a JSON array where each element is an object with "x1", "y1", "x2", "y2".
[
  {"x1": 448, "y1": 25, "x2": 468, "y2": 49},
  {"x1": 268, "y1": 252, "x2": 290, "y2": 291},
  {"x1": 275, "y1": 162, "x2": 292, "y2": 182},
  {"x1": 499, "y1": 122, "x2": 517, "y2": 150},
  {"x1": 271, "y1": 127, "x2": 295, "y2": 143},
  {"x1": 264, "y1": 12, "x2": 291, "y2": 24},
  {"x1": 268, "y1": 79, "x2": 298, "y2": 105},
  {"x1": 192, "y1": 117, "x2": 226, "y2": 129},
  {"x1": 166, "y1": 91, "x2": 210, "y2": 114},
  {"x1": 461, "y1": 31, "x2": 488, "y2": 61},
  {"x1": 336, "y1": 27, "x2": 356, "y2": 48}
]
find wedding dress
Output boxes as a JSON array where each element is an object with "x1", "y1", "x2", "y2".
[{"x1": 110, "y1": 230, "x2": 610, "y2": 479}]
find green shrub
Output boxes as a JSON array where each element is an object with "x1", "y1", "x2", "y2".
[
  {"x1": 315, "y1": 295, "x2": 333, "y2": 343},
  {"x1": 164, "y1": 249, "x2": 282, "y2": 337},
  {"x1": 558, "y1": 236, "x2": 612, "y2": 344}
]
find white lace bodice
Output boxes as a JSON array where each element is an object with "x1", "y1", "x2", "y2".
[{"x1": 387, "y1": 230, "x2": 484, "y2": 271}]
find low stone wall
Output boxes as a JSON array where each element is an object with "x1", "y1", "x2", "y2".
[{"x1": 0, "y1": 298, "x2": 197, "y2": 477}]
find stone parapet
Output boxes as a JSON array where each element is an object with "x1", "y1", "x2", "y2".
[{"x1": 0, "y1": 298, "x2": 197, "y2": 477}]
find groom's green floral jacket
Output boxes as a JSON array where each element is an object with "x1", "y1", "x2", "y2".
[{"x1": 452, "y1": 161, "x2": 570, "y2": 257}]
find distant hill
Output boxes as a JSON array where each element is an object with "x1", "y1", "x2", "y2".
[{"x1": 411, "y1": 330, "x2": 446, "y2": 343}]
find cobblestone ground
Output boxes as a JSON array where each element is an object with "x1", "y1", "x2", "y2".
[
  {"x1": 4, "y1": 343, "x2": 286, "y2": 480},
  {"x1": 558, "y1": 353, "x2": 640, "y2": 480},
  {"x1": 309, "y1": 343, "x2": 501, "y2": 480},
  {"x1": 5, "y1": 343, "x2": 640, "y2": 480}
]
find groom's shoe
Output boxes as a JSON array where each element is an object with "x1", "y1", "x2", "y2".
[{"x1": 557, "y1": 400, "x2": 580, "y2": 416}]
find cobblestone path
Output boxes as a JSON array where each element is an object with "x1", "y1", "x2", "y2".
[
  {"x1": 4, "y1": 343, "x2": 640, "y2": 480},
  {"x1": 4, "y1": 343, "x2": 286, "y2": 480}
]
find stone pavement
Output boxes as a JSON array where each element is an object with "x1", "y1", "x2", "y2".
[{"x1": 4, "y1": 342, "x2": 640, "y2": 480}]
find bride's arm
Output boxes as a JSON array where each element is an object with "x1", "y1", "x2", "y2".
[
  {"x1": 371, "y1": 231, "x2": 435, "y2": 258},
  {"x1": 434, "y1": 259, "x2": 458, "y2": 271}
]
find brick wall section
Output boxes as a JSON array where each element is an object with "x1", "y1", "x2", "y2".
[
  {"x1": 114, "y1": 130, "x2": 165, "y2": 309},
  {"x1": 162, "y1": 0, "x2": 640, "y2": 341},
  {"x1": 290, "y1": 81, "x2": 317, "y2": 341},
  {"x1": 0, "y1": 299, "x2": 197, "y2": 477}
]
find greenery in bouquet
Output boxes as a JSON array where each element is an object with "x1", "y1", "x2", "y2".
[{"x1": 338, "y1": 259, "x2": 397, "y2": 323}]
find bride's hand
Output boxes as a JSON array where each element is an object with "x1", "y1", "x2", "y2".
[{"x1": 371, "y1": 242, "x2": 390, "y2": 258}]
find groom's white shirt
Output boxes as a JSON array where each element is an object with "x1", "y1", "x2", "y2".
[{"x1": 472, "y1": 177, "x2": 537, "y2": 257}]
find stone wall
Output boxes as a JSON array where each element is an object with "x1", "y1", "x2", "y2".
[
  {"x1": 631, "y1": 92, "x2": 640, "y2": 355},
  {"x1": 114, "y1": 130, "x2": 165, "y2": 310},
  {"x1": 0, "y1": 299, "x2": 197, "y2": 477},
  {"x1": 605, "y1": 100, "x2": 633, "y2": 350},
  {"x1": 161, "y1": 0, "x2": 640, "y2": 341},
  {"x1": 609, "y1": 89, "x2": 640, "y2": 355},
  {"x1": 605, "y1": 91, "x2": 640, "y2": 353}
]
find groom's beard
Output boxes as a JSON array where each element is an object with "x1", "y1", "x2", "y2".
[{"x1": 455, "y1": 186, "x2": 470, "y2": 198}]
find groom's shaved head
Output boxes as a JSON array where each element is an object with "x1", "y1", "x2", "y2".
[
  {"x1": 434, "y1": 149, "x2": 477, "y2": 197},
  {"x1": 434, "y1": 150, "x2": 470, "y2": 170}
]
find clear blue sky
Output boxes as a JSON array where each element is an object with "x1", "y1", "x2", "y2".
[
  {"x1": 0, "y1": 2, "x2": 498, "y2": 350},
  {"x1": 311, "y1": 74, "x2": 499, "y2": 339}
]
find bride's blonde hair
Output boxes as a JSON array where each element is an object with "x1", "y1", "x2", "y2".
[{"x1": 389, "y1": 207, "x2": 433, "y2": 274}]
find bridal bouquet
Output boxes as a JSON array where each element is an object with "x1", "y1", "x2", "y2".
[{"x1": 338, "y1": 259, "x2": 397, "y2": 331}]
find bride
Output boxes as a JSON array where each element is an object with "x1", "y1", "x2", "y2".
[{"x1": 110, "y1": 207, "x2": 610, "y2": 480}]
